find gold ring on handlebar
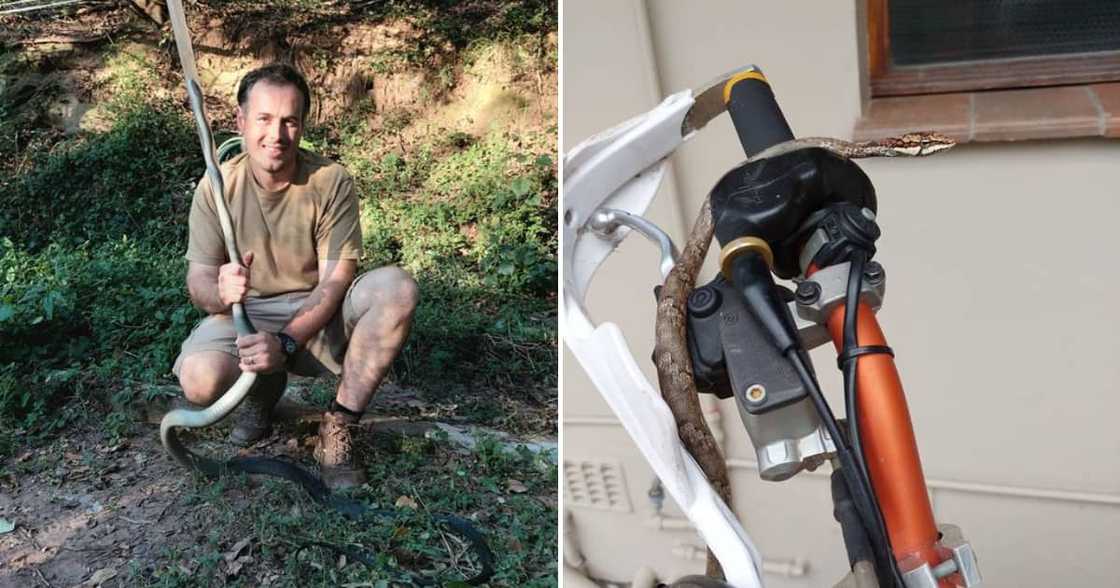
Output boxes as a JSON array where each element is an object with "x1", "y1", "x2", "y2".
[
  {"x1": 722, "y1": 70, "x2": 770, "y2": 104},
  {"x1": 720, "y1": 236, "x2": 774, "y2": 280}
]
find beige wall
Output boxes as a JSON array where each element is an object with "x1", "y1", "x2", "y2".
[{"x1": 563, "y1": 1, "x2": 1120, "y2": 587}]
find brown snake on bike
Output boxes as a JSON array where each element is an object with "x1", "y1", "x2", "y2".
[{"x1": 652, "y1": 131, "x2": 955, "y2": 579}]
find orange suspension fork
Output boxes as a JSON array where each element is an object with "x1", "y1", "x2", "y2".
[{"x1": 808, "y1": 264, "x2": 946, "y2": 580}]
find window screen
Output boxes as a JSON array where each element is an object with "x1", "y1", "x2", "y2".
[{"x1": 889, "y1": 0, "x2": 1120, "y2": 66}]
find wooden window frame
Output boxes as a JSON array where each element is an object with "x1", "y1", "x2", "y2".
[{"x1": 868, "y1": 0, "x2": 1120, "y2": 97}]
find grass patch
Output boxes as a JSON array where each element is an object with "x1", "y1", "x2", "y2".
[
  {"x1": 311, "y1": 94, "x2": 557, "y2": 388},
  {"x1": 0, "y1": 104, "x2": 197, "y2": 251},
  {"x1": 126, "y1": 431, "x2": 557, "y2": 587}
]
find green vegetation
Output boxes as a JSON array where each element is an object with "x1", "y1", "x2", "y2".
[
  {"x1": 215, "y1": 0, "x2": 556, "y2": 66},
  {"x1": 325, "y1": 110, "x2": 557, "y2": 385},
  {"x1": 0, "y1": 7, "x2": 557, "y2": 460},
  {"x1": 365, "y1": 0, "x2": 557, "y2": 73},
  {"x1": 0, "y1": 104, "x2": 205, "y2": 456}
]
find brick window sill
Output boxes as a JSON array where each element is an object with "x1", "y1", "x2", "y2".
[{"x1": 854, "y1": 83, "x2": 1120, "y2": 143}]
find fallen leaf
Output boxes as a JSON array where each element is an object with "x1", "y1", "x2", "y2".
[
  {"x1": 102, "y1": 442, "x2": 127, "y2": 453},
  {"x1": 225, "y1": 537, "x2": 252, "y2": 562},
  {"x1": 15, "y1": 451, "x2": 32, "y2": 463},
  {"x1": 506, "y1": 479, "x2": 529, "y2": 493},
  {"x1": 0, "y1": 518, "x2": 14, "y2": 534},
  {"x1": 227, "y1": 555, "x2": 253, "y2": 577},
  {"x1": 337, "y1": 554, "x2": 347, "y2": 569},
  {"x1": 395, "y1": 495, "x2": 418, "y2": 510},
  {"x1": 84, "y1": 567, "x2": 117, "y2": 586}
]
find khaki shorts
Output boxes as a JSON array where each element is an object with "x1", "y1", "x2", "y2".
[{"x1": 172, "y1": 271, "x2": 374, "y2": 377}]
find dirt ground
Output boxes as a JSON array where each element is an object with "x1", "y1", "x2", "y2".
[
  {"x1": 0, "y1": 384, "x2": 557, "y2": 587},
  {"x1": 2, "y1": 426, "x2": 193, "y2": 587}
]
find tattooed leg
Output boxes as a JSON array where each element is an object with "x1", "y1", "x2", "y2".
[{"x1": 335, "y1": 265, "x2": 419, "y2": 412}]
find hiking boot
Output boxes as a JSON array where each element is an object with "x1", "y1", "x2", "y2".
[
  {"x1": 229, "y1": 373, "x2": 286, "y2": 446},
  {"x1": 314, "y1": 410, "x2": 367, "y2": 490}
]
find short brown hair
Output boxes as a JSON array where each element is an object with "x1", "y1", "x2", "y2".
[{"x1": 236, "y1": 63, "x2": 312, "y2": 120}]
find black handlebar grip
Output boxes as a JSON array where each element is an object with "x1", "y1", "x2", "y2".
[{"x1": 723, "y1": 69, "x2": 795, "y2": 158}]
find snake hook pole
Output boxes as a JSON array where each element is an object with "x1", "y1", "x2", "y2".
[{"x1": 160, "y1": 0, "x2": 257, "y2": 470}]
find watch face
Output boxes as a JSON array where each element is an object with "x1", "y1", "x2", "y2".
[{"x1": 280, "y1": 334, "x2": 297, "y2": 355}]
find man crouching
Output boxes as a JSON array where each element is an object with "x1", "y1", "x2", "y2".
[{"x1": 172, "y1": 63, "x2": 418, "y2": 490}]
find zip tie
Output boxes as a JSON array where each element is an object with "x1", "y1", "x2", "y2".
[{"x1": 837, "y1": 345, "x2": 894, "y2": 369}]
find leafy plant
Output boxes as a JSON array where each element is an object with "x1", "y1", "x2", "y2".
[
  {"x1": 0, "y1": 105, "x2": 198, "y2": 252},
  {"x1": 350, "y1": 133, "x2": 556, "y2": 386}
]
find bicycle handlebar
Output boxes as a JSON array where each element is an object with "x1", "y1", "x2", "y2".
[{"x1": 722, "y1": 69, "x2": 795, "y2": 157}]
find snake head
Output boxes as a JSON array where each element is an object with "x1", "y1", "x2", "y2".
[{"x1": 886, "y1": 131, "x2": 957, "y2": 156}]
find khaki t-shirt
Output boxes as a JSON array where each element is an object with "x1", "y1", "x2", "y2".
[{"x1": 185, "y1": 150, "x2": 362, "y2": 297}]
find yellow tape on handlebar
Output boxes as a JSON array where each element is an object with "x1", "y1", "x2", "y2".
[{"x1": 722, "y1": 70, "x2": 770, "y2": 104}]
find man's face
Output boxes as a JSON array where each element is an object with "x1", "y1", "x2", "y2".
[{"x1": 236, "y1": 81, "x2": 304, "y2": 176}]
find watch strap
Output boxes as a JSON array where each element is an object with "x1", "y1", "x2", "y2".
[{"x1": 276, "y1": 332, "x2": 299, "y2": 358}]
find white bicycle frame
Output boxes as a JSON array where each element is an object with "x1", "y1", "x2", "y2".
[{"x1": 562, "y1": 76, "x2": 765, "y2": 588}]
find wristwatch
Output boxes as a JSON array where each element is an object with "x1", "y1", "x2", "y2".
[{"x1": 276, "y1": 332, "x2": 299, "y2": 360}]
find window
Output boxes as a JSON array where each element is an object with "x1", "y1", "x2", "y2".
[
  {"x1": 868, "y1": 0, "x2": 1120, "y2": 96},
  {"x1": 858, "y1": 0, "x2": 1120, "y2": 142}
]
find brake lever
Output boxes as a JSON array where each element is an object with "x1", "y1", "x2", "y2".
[{"x1": 563, "y1": 68, "x2": 766, "y2": 588}]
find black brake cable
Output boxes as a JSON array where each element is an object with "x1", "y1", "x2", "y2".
[
  {"x1": 841, "y1": 251, "x2": 906, "y2": 587},
  {"x1": 730, "y1": 240, "x2": 900, "y2": 586},
  {"x1": 786, "y1": 351, "x2": 899, "y2": 586},
  {"x1": 755, "y1": 249, "x2": 901, "y2": 587}
]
